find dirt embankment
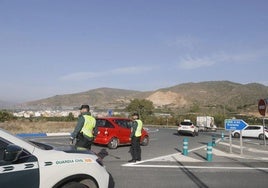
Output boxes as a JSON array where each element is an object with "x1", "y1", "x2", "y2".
[
  {"x1": 146, "y1": 91, "x2": 188, "y2": 107},
  {"x1": 0, "y1": 120, "x2": 75, "y2": 134}
]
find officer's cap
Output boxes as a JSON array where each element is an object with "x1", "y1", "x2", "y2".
[
  {"x1": 132, "y1": 112, "x2": 139, "y2": 117},
  {"x1": 80, "y1": 104, "x2": 90, "y2": 110}
]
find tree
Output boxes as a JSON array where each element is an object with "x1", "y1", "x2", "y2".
[
  {"x1": 0, "y1": 111, "x2": 14, "y2": 122},
  {"x1": 125, "y1": 99, "x2": 154, "y2": 120},
  {"x1": 66, "y1": 112, "x2": 75, "y2": 121}
]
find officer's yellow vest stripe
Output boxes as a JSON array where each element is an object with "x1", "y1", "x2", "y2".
[
  {"x1": 81, "y1": 115, "x2": 96, "y2": 138},
  {"x1": 135, "y1": 119, "x2": 143, "y2": 137}
]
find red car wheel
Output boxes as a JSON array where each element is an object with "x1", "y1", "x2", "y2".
[
  {"x1": 141, "y1": 136, "x2": 149, "y2": 146},
  {"x1": 108, "y1": 137, "x2": 119, "y2": 149}
]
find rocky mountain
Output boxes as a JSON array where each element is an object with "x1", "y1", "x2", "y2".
[
  {"x1": 153, "y1": 81, "x2": 268, "y2": 114},
  {"x1": 20, "y1": 81, "x2": 268, "y2": 114},
  {"x1": 21, "y1": 88, "x2": 143, "y2": 110}
]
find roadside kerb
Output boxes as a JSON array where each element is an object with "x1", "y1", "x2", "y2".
[{"x1": 17, "y1": 132, "x2": 71, "y2": 138}]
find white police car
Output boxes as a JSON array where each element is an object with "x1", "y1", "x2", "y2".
[{"x1": 0, "y1": 128, "x2": 110, "y2": 188}]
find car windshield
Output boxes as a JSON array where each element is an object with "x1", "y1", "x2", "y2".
[
  {"x1": 29, "y1": 140, "x2": 54, "y2": 150},
  {"x1": 16, "y1": 137, "x2": 54, "y2": 150},
  {"x1": 0, "y1": 129, "x2": 53, "y2": 150}
]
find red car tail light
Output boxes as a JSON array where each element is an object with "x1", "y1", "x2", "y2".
[{"x1": 104, "y1": 129, "x2": 109, "y2": 135}]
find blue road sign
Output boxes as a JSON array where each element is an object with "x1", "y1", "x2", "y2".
[
  {"x1": 108, "y1": 109, "x2": 113, "y2": 117},
  {"x1": 224, "y1": 119, "x2": 248, "y2": 131}
]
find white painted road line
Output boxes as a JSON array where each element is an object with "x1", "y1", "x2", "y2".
[
  {"x1": 123, "y1": 164, "x2": 268, "y2": 171},
  {"x1": 247, "y1": 148, "x2": 268, "y2": 154},
  {"x1": 134, "y1": 145, "x2": 207, "y2": 164},
  {"x1": 123, "y1": 138, "x2": 268, "y2": 168},
  {"x1": 123, "y1": 143, "x2": 213, "y2": 167},
  {"x1": 47, "y1": 132, "x2": 71, "y2": 136},
  {"x1": 219, "y1": 142, "x2": 245, "y2": 149},
  {"x1": 212, "y1": 148, "x2": 244, "y2": 158}
]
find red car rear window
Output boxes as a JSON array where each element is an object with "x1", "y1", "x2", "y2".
[
  {"x1": 114, "y1": 119, "x2": 132, "y2": 129},
  {"x1": 96, "y1": 119, "x2": 114, "y2": 128}
]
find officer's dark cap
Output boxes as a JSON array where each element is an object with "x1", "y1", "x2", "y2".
[
  {"x1": 132, "y1": 113, "x2": 139, "y2": 117},
  {"x1": 80, "y1": 104, "x2": 90, "y2": 110}
]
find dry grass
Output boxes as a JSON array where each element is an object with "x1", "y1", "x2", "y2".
[{"x1": 0, "y1": 120, "x2": 75, "y2": 134}]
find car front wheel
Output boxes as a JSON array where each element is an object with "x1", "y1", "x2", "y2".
[
  {"x1": 80, "y1": 179, "x2": 98, "y2": 188},
  {"x1": 108, "y1": 137, "x2": 119, "y2": 149},
  {"x1": 141, "y1": 136, "x2": 149, "y2": 146},
  {"x1": 62, "y1": 178, "x2": 98, "y2": 188}
]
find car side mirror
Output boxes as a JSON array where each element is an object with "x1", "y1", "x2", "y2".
[{"x1": 4, "y1": 144, "x2": 23, "y2": 162}]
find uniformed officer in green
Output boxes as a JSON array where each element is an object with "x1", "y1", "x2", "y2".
[
  {"x1": 71, "y1": 104, "x2": 97, "y2": 149},
  {"x1": 128, "y1": 112, "x2": 143, "y2": 162}
]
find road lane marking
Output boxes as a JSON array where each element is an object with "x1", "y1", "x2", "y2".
[
  {"x1": 123, "y1": 139, "x2": 224, "y2": 166},
  {"x1": 130, "y1": 145, "x2": 208, "y2": 165},
  {"x1": 219, "y1": 142, "x2": 245, "y2": 149},
  {"x1": 123, "y1": 143, "x2": 211, "y2": 167},
  {"x1": 123, "y1": 163, "x2": 268, "y2": 171},
  {"x1": 212, "y1": 148, "x2": 243, "y2": 158},
  {"x1": 247, "y1": 148, "x2": 268, "y2": 154},
  {"x1": 123, "y1": 138, "x2": 268, "y2": 168}
]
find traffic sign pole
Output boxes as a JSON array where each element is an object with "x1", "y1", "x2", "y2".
[
  {"x1": 263, "y1": 118, "x2": 267, "y2": 146},
  {"x1": 229, "y1": 130, "x2": 232, "y2": 153},
  {"x1": 258, "y1": 99, "x2": 267, "y2": 146},
  {"x1": 240, "y1": 130, "x2": 243, "y2": 155}
]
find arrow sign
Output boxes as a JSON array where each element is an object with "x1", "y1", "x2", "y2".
[{"x1": 224, "y1": 119, "x2": 248, "y2": 131}]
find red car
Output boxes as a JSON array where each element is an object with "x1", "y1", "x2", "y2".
[{"x1": 94, "y1": 117, "x2": 149, "y2": 149}]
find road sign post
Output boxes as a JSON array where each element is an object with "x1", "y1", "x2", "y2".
[
  {"x1": 263, "y1": 118, "x2": 267, "y2": 147},
  {"x1": 240, "y1": 130, "x2": 243, "y2": 155},
  {"x1": 225, "y1": 119, "x2": 248, "y2": 154},
  {"x1": 258, "y1": 99, "x2": 267, "y2": 146},
  {"x1": 229, "y1": 130, "x2": 232, "y2": 153}
]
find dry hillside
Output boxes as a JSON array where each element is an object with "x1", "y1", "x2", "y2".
[{"x1": 18, "y1": 81, "x2": 268, "y2": 114}]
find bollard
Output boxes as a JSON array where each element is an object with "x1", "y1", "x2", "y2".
[
  {"x1": 221, "y1": 132, "x2": 224, "y2": 141},
  {"x1": 207, "y1": 142, "x2": 213, "y2": 162},
  {"x1": 212, "y1": 135, "x2": 216, "y2": 146},
  {"x1": 182, "y1": 138, "x2": 188, "y2": 156}
]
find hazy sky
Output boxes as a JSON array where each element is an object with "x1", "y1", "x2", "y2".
[{"x1": 1, "y1": 0, "x2": 268, "y2": 102}]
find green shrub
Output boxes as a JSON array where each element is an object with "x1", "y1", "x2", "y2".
[{"x1": 0, "y1": 111, "x2": 15, "y2": 122}]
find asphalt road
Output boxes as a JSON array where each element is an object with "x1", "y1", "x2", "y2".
[{"x1": 31, "y1": 128, "x2": 268, "y2": 188}]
